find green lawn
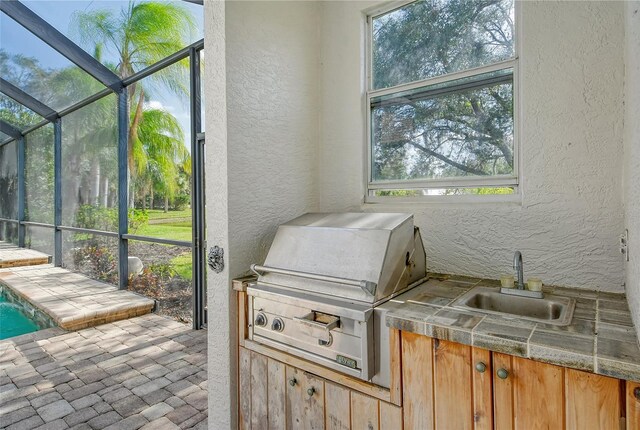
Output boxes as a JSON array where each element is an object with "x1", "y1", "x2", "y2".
[
  {"x1": 133, "y1": 209, "x2": 194, "y2": 279},
  {"x1": 171, "y1": 253, "x2": 192, "y2": 280},
  {"x1": 145, "y1": 209, "x2": 191, "y2": 221},
  {"x1": 135, "y1": 221, "x2": 192, "y2": 242}
]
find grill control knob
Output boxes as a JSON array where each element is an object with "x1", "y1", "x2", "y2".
[
  {"x1": 271, "y1": 318, "x2": 284, "y2": 332},
  {"x1": 255, "y1": 313, "x2": 267, "y2": 327}
]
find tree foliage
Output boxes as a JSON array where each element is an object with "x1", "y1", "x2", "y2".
[
  {"x1": 371, "y1": 0, "x2": 515, "y2": 183},
  {"x1": 72, "y1": 1, "x2": 195, "y2": 209}
]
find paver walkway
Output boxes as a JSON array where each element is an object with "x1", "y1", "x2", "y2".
[
  {"x1": 0, "y1": 314, "x2": 207, "y2": 429},
  {"x1": 0, "y1": 265, "x2": 155, "y2": 331},
  {"x1": 0, "y1": 243, "x2": 50, "y2": 269}
]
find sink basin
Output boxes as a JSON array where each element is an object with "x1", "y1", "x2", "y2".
[{"x1": 451, "y1": 286, "x2": 575, "y2": 326}]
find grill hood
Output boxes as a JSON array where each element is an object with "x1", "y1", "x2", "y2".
[{"x1": 251, "y1": 212, "x2": 426, "y2": 304}]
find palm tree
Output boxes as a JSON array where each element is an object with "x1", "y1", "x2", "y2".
[
  {"x1": 135, "y1": 107, "x2": 189, "y2": 211},
  {"x1": 72, "y1": 1, "x2": 195, "y2": 206}
]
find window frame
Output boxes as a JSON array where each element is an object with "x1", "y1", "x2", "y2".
[{"x1": 364, "y1": 0, "x2": 521, "y2": 203}]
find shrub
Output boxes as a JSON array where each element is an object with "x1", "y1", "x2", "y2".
[
  {"x1": 73, "y1": 205, "x2": 149, "y2": 232},
  {"x1": 72, "y1": 245, "x2": 117, "y2": 284}
]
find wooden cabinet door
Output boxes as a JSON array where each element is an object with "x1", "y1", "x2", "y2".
[
  {"x1": 402, "y1": 333, "x2": 492, "y2": 430},
  {"x1": 493, "y1": 353, "x2": 564, "y2": 430},
  {"x1": 433, "y1": 339, "x2": 473, "y2": 430},
  {"x1": 565, "y1": 368, "x2": 622, "y2": 430},
  {"x1": 325, "y1": 381, "x2": 351, "y2": 430},
  {"x1": 432, "y1": 339, "x2": 493, "y2": 430},
  {"x1": 627, "y1": 381, "x2": 640, "y2": 430},
  {"x1": 351, "y1": 391, "x2": 380, "y2": 430},
  {"x1": 402, "y1": 332, "x2": 435, "y2": 429},
  {"x1": 286, "y1": 366, "x2": 325, "y2": 430}
]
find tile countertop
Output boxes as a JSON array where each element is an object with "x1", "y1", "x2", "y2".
[{"x1": 384, "y1": 275, "x2": 640, "y2": 383}]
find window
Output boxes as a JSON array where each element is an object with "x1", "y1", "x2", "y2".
[{"x1": 367, "y1": 0, "x2": 517, "y2": 199}]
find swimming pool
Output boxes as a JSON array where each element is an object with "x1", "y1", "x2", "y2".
[{"x1": 0, "y1": 285, "x2": 55, "y2": 340}]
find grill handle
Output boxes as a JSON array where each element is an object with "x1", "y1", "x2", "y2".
[
  {"x1": 250, "y1": 264, "x2": 377, "y2": 296},
  {"x1": 293, "y1": 312, "x2": 340, "y2": 345}
]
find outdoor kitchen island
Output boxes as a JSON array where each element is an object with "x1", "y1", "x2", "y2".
[{"x1": 234, "y1": 272, "x2": 640, "y2": 430}]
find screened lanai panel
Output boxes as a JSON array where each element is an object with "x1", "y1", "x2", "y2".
[
  {"x1": 61, "y1": 94, "x2": 118, "y2": 231},
  {"x1": 0, "y1": 94, "x2": 44, "y2": 129},
  {"x1": 0, "y1": 221, "x2": 18, "y2": 245},
  {"x1": 0, "y1": 131, "x2": 10, "y2": 141},
  {"x1": 0, "y1": 12, "x2": 105, "y2": 112},
  {"x1": 0, "y1": 140, "x2": 18, "y2": 220},
  {"x1": 129, "y1": 58, "x2": 192, "y2": 240},
  {"x1": 62, "y1": 230, "x2": 119, "y2": 287},
  {"x1": 128, "y1": 240, "x2": 193, "y2": 323},
  {"x1": 23, "y1": 0, "x2": 203, "y2": 75},
  {"x1": 25, "y1": 225, "x2": 54, "y2": 257},
  {"x1": 25, "y1": 125, "x2": 54, "y2": 224}
]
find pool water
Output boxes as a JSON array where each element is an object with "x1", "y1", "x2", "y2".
[{"x1": 0, "y1": 292, "x2": 40, "y2": 340}]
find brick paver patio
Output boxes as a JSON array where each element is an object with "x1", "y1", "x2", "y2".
[{"x1": 0, "y1": 315, "x2": 207, "y2": 429}]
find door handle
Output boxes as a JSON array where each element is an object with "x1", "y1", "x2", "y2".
[{"x1": 294, "y1": 311, "x2": 340, "y2": 344}]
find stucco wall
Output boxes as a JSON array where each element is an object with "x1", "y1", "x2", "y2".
[
  {"x1": 225, "y1": 0, "x2": 320, "y2": 268},
  {"x1": 624, "y1": 1, "x2": 640, "y2": 343},
  {"x1": 205, "y1": 2, "x2": 320, "y2": 428},
  {"x1": 204, "y1": 1, "x2": 232, "y2": 428},
  {"x1": 318, "y1": 0, "x2": 626, "y2": 291}
]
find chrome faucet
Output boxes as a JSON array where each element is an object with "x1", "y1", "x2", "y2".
[{"x1": 513, "y1": 251, "x2": 524, "y2": 290}]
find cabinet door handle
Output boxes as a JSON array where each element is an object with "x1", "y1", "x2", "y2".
[
  {"x1": 475, "y1": 362, "x2": 487, "y2": 373},
  {"x1": 634, "y1": 387, "x2": 640, "y2": 401},
  {"x1": 307, "y1": 387, "x2": 315, "y2": 397},
  {"x1": 289, "y1": 378, "x2": 297, "y2": 386},
  {"x1": 497, "y1": 368, "x2": 509, "y2": 379}
]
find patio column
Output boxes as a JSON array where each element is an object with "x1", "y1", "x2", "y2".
[
  {"x1": 53, "y1": 119, "x2": 62, "y2": 266},
  {"x1": 117, "y1": 89, "x2": 129, "y2": 290},
  {"x1": 17, "y1": 135, "x2": 25, "y2": 247},
  {"x1": 190, "y1": 46, "x2": 205, "y2": 330},
  {"x1": 204, "y1": 1, "x2": 236, "y2": 428}
]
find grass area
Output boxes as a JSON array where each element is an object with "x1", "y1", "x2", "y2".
[
  {"x1": 145, "y1": 209, "x2": 191, "y2": 221},
  {"x1": 171, "y1": 253, "x2": 193, "y2": 281},
  {"x1": 134, "y1": 221, "x2": 192, "y2": 242}
]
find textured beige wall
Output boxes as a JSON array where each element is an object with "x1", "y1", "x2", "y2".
[
  {"x1": 318, "y1": 0, "x2": 626, "y2": 291},
  {"x1": 205, "y1": 2, "x2": 321, "y2": 428},
  {"x1": 204, "y1": 1, "x2": 234, "y2": 428},
  {"x1": 624, "y1": 1, "x2": 640, "y2": 344}
]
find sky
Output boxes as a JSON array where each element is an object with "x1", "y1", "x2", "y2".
[{"x1": 0, "y1": 0, "x2": 204, "y2": 150}]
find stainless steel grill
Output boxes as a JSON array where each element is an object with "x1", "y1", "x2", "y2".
[{"x1": 247, "y1": 212, "x2": 426, "y2": 388}]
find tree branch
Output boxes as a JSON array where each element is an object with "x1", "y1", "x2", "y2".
[{"x1": 408, "y1": 140, "x2": 487, "y2": 176}]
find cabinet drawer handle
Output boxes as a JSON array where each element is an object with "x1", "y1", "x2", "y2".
[
  {"x1": 497, "y1": 368, "x2": 509, "y2": 379},
  {"x1": 289, "y1": 378, "x2": 297, "y2": 386},
  {"x1": 307, "y1": 387, "x2": 316, "y2": 397},
  {"x1": 475, "y1": 362, "x2": 486, "y2": 373}
]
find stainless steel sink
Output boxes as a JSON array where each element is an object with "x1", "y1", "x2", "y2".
[{"x1": 451, "y1": 286, "x2": 575, "y2": 326}]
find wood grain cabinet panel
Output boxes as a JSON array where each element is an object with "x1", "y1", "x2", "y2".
[
  {"x1": 433, "y1": 339, "x2": 474, "y2": 430},
  {"x1": 471, "y1": 347, "x2": 493, "y2": 430},
  {"x1": 401, "y1": 332, "x2": 435, "y2": 430},
  {"x1": 565, "y1": 369, "x2": 622, "y2": 430},
  {"x1": 325, "y1": 381, "x2": 351, "y2": 430},
  {"x1": 351, "y1": 391, "x2": 379, "y2": 430},
  {"x1": 239, "y1": 345, "x2": 403, "y2": 430},
  {"x1": 512, "y1": 355, "x2": 564, "y2": 429},
  {"x1": 627, "y1": 381, "x2": 640, "y2": 430},
  {"x1": 286, "y1": 366, "x2": 325, "y2": 430},
  {"x1": 267, "y1": 358, "x2": 286, "y2": 430},
  {"x1": 492, "y1": 353, "x2": 514, "y2": 430},
  {"x1": 379, "y1": 401, "x2": 403, "y2": 430},
  {"x1": 402, "y1": 335, "x2": 493, "y2": 430},
  {"x1": 239, "y1": 347, "x2": 252, "y2": 430},
  {"x1": 250, "y1": 352, "x2": 268, "y2": 429},
  {"x1": 493, "y1": 353, "x2": 565, "y2": 430}
]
